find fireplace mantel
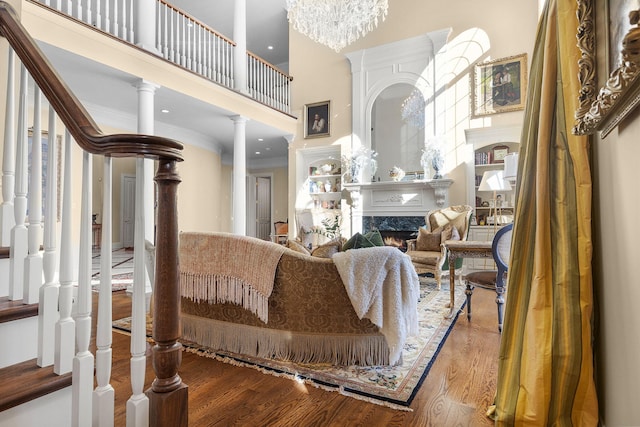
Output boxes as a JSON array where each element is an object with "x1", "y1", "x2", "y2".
[{"x1": 343, "y1": 179, "x2": 453, "y2": 229}]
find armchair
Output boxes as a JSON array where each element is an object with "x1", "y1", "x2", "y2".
[{"x1": 406, "y1": 205, "x2": 473, "y2": 288}]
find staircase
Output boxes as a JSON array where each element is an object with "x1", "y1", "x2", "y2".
[{"x1": 0, "y1": 2, "x2": 186, "y2": 425}]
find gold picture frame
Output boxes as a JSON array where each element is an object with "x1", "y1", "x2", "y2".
[
  {"x1": 304, "y1": 100, "x2": 330, "y2": 139},
  {"x1": 573, "y1": 2, "x2": 640, "y2": 137},
  {"x1": 471, "y1": 53, "x2": 528, "y2": 117}
]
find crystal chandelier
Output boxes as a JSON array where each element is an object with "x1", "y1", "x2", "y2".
[
  {"x1": 401, "y1": 89, "x2": 426, "y2": 129},
  {"x1": 285, "y1": 0, "x2": 389, "y2": 52}
]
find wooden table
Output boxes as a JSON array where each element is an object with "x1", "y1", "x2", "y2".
[{"x1": 443, "y1": 240, "x2": 493, "y2": 318}]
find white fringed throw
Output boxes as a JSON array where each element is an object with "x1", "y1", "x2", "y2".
[
  {"x1": 333, "y1": 246, "x2": 420, "y2": 365},
  {"x1": 180, "y1": 232, "x2": 286, "y2": 323}
]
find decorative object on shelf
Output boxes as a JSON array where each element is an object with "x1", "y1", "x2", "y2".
[
  {"x1": 320, "y1": 163, "x2": 334, "y2": 174},
  {"x1": 471, "y1": 53, "x2": 527, "y2": 117},
  {"x1": 389, "y1": 166, "x2": 406, "y2": 182},
  {"x1": 342, "y1": 146, "x2": 377, "y2": 183},
  {"x1": 478, "y1": 170, "x2": 512, "y2": 234},
  {"x1": 422, "y1": 136, "x2": 445, "y2": 179},
  {"x1": 401, "y1": 88, "x2": 426, "y2": 128},
  {"x1": 285, "y1": 0, "x2": 388, "y2": 52},
  {"x1": 304, "y1": 100, "x2": 330, "y2": 139},
  {"x1": 492, "y1": 145, "x2": 510, "y2": 163}
]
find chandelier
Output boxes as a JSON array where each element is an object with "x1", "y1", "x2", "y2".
[
  {"x1": 285, "y1": 0, "x2": 389, "y2": 52},
  {"x1": 401, "y1": 89, "x2": 426, "y2": 129}
]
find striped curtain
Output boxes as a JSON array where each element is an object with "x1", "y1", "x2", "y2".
[{"x1": 492, "y1": 0, "x2": 599, "y2": 424}]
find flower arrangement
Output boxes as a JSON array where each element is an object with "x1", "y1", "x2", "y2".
[
  {"x1": 341, "y1": 146, "x2": 378, "y2": 183},
  {"x1": 421, "y1": 137, "x2": 445, "y2": 179},
  {"x1": 302, "y1": 213, "x2": 342, "y2": 239}
]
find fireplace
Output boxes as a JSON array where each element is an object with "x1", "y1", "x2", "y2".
[{"x1": 363, "y1": 216, "x2": 423, "y2": 252}]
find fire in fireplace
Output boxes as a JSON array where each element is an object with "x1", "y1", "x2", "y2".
[{"x1": 379, "y1": 230, "x2": 418, "y2": 252}]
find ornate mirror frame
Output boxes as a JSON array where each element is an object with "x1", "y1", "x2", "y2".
[{"x1": 574, "y1": 1, "x2": 640, "y2": 137}]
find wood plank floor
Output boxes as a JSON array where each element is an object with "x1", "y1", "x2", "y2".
[{"x1": 105, "y1": 283, "x2": 501, "y2": 426}]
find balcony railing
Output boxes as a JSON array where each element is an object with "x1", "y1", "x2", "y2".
[{"x1": 33, "y1": 0, "x2": 292, "y2": 114}]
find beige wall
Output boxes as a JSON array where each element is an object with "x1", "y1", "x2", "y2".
[
  {"x1": 288, "y1": 0, "x2": 538, "y2": 231},
  {"x1": 592, "y1": 92, "x2": 640, "y2": 426}
]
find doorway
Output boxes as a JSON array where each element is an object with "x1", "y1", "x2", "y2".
[{"x1": 247, "y1": 174, "x2": 272, "y2": 240}]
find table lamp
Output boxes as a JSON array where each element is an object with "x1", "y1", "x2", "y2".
[{"x1": 478, "y1": 170, "x2": 512, "y2": 233}]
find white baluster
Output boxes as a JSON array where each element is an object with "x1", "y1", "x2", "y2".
[
  {"x1": 169, "y1": 8, "x2": 175, "y2": 62},
  {"x1": 24, "y1": 86, "x2": 44, "y2": 305},
  {"x1": 95, "y1": 0, "x2": 102, "y2": 29},
  {"x1": 37, "y1": 108, "x2": 60, "y2": 368},
  {"x1": 76, "y1": 0, "x2": 82, "y2": 21},
  {"x1": 1, "y1": 48, "x2": 16, "y2": 246},
  {"x1": 55, "y1": 129, "x2": 75, "y2": 375},
  {"x1": 93, "y1": 156, "x2": 114, "y2": 427},
  {"x1": 126, "y1": 157, "x2": 149, "y2": 427},
  {"x1": 104, "y1": 0, "x2": 111, "y2": 34},
  {"x1": 112, "y1": 0, "x2": 119, "y2": 38},
  {"x1": 9, "y1": 65, "x2": 28, "y2": 301},
  {"x1": 128, "y1": 0, "x2": 134, "y2": 43},
  {"x1": 85, "y1": 0, "x2": 92, "y2": 25},
  {"x1": 72, "y1": 151, "x2": 93, "y2": 427}
]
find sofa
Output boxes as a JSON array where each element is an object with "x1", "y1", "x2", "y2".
[{"x1": 179, "y1": 232, "x2": 419, "y2": 366}]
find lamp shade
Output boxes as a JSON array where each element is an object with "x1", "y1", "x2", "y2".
[
  {"x1": 478, "y1": 170, "x2": 512, "y2": 192},
  {"x1": 503, "y1": 152, "x2": 519, "y2": 179}
]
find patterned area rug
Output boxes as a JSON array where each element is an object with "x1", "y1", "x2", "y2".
[
  {"x1": 112, "y1": 276, "x2": 466, "y2": 410},
  {"x1": 92, "y1": 272, "x2": 133, "y2": 292}
]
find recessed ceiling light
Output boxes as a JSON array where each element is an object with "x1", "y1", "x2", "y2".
[
  {"x1": 255, "y1": 151, "x2": 261, "y2": 155},
  {"x1": 266, "y1": 147, "x2": 271, "y2": 151},
  {"x1": 267, "y1": 46, "x2": 274, "y2": 50},
  {"x1": 258, "y1": 138, "x2": 264, "y2": 141},
  {"x1": 161, "y1": 109, "x2": 169, "y2": 113}
]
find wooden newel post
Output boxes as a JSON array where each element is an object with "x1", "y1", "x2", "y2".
[{"x1": 146, "y1": 159, "x2": 188, "y2": 426}]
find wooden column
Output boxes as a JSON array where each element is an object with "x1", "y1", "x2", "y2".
[{"x1": 146, "y1": 159, "x2": 187, "y2": 427}]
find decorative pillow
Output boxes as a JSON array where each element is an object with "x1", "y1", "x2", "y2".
[
  {"x1": 416, "y1": 227, "x2": 442, "y2": 251},
  {"x1": 298, "y1": 226, "x2": 315, "y2": 249},
  {"x1": 311, "y1": 239, "x2": 342, "y2": 258},
  {"x1": 287, "y1": 239, "x2": 310, "y2": 255},
  {"x1": 449, "y1": 225, "x2": 461, "y2": 241},
  {"x1": 342, "y1": 232, "x2": 373, "y2": 251},
  {"x1": 364, "y1": 229, "x2": 384, "y2": 247}
]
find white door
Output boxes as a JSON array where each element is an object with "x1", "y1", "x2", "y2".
[
  {"x1": 255, "y1": 176, "x2": 271, "y2": 240},
  {"x1": 122, "y1": 174, "x2": 136, "y2": 248}
]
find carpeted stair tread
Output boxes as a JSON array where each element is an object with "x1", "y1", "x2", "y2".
[{"x1": 0, "y1": 358, "x2": 72, "y2": 412}]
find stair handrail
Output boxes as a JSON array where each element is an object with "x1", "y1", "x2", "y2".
[{"x1": 0, "y1": 2, "x2": 187, "y2": 426}]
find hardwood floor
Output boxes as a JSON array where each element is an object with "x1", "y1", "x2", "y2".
[{"x1": 106, "y1": 283, "x2": 501, "y2": 426}]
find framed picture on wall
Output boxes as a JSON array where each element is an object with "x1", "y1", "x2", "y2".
[
  {"x1": 471, "y1": 53, "x2": 527, "y2": 117},
  {"x1": 304, "y1": 100, "x2": 330, "y2": 139},
  {"x1": 573, "y1": 0, "x2": 640, "y2": 137}
]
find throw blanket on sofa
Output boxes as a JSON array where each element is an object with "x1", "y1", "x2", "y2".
[
  {"x1": 180, "y1": 232, "x2": 286, "y2": 323},
  {"x1": 333, "y1": 246, "x2": 420, "y2": 365}
]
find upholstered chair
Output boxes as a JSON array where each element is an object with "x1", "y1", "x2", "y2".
[
  {"x1": 406, "y1": 205, "x2": 473, "y2": 288},
  {"x1": 463, "y1": 223, "x2": 513, "y2": 332}
]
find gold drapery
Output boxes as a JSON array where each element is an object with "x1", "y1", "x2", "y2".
[{"x1": 492, "y1": 0, "x2": 599, "y2": 424}]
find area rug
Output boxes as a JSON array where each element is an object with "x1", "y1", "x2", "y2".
[
  {"x1": 92, "y1": 272, "x2": 133, "y2": 292},
  {"x1": 112, "y1": 276, "x2": 466, "y2": 411}
]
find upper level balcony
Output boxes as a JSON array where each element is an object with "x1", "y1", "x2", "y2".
[{"x1": 20, "y1": 0, "x2": 295, "y2": 167}]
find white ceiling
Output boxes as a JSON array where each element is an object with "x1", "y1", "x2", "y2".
[{"x1": 38, "y1": 0, "x2": 292, "y2": 167}]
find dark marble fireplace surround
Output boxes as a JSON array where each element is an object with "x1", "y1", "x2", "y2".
[{"x1": 362, "y1": 216, "x2": 425, "y2": 252}]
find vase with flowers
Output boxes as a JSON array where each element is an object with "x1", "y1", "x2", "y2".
[
  {"x1": 421, "y1": 136, "x2": 445, "y2": 179},
  {"x1": 342, "y1": 146, "x2": 378, "y2": 183}
]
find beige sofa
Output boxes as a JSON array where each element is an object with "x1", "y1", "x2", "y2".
[{"x1": 179, "y1": 232, "x2": 417, "y2": 366}]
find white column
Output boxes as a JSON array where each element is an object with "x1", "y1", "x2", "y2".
[
  {"x1": 135, "y1": 79, "x2": 158, "y2": 293},
  {"x1": 231, "y1": 115, "x2": 248, "y2": 235},
  {"x1": 233, "y1": 0, "x2": 248, "y2": 94},
  {"x1": 136, "y1": 0, "x2": 160, "y2": 55}
]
